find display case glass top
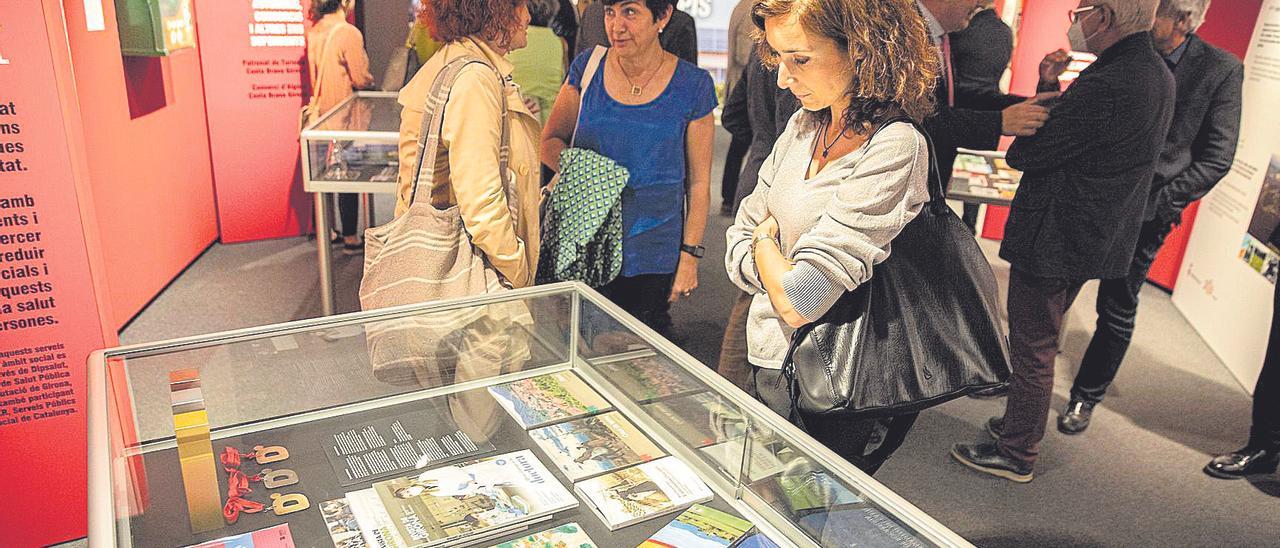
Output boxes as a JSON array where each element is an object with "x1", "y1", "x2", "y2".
[
  {"x1": 88, "y1": 284, "x2": 971, "y2": 548},
  {"x1": 300, "y1": 92, "x2": 401, "y2": 194}
]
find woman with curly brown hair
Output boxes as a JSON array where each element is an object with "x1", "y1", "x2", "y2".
[
  {"x1": 724, "y1": 0, "x2": 939, "y2": 473},
  {"x1": 393, "y1": 0, "x2": 540, "y2": 290}
]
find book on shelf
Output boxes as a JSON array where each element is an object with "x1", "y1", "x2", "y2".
[
  {"x1": 371, "y1": 450, "x2": 577, "y2": 547},
  {"x1": 488, "y1": 371, "x2": 612, "y2": 429},
  {"x1": 595, "y1": 357, "x2": 702, "y2": 403},
  {"x1": 488, "y1": 522, "x2": 597, "y2": 548},
  {"x1": 573, "y1": 456, "x2": 713, "y2": 530},
  {"x1": 638, "y1": 504, "x2": 753, "y2": 548},
  {"x1": 529, "y1": 410, "x2": 666, "y2": 481}
]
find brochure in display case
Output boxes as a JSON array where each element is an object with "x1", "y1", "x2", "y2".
[{"x1": 87, "y1": 284, "x2": 969, "y2": 548}]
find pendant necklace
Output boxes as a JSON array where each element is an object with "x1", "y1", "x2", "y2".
[
  {"x1": 617, "y1": 53, "x2": 667, "y2": 96},
  {"x1": 819, "y1": 118, "x2": 846, "y2": 159}
]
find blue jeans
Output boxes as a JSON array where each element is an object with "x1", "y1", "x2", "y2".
[{"x1": 1069, "y1": 218, "x2": 1176, "y2": 405}]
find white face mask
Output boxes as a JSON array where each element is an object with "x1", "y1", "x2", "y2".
[{"x1": 1068, "y1": 10, "x2": 1101, "y2": 53}]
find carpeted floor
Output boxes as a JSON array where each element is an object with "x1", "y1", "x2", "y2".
[{"x1": 107, "y1": 129, "x2": 1280, "y2": 547}]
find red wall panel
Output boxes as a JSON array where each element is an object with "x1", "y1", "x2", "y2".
[{"x1": 61, "y1": 0, "x2": 220, "y2": 329}]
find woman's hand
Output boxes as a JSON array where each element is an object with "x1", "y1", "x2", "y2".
[
  {"x1": 668, "y1": 253, "x2": 700, "y2": 303},
  {"x1": 753, "y1": 216, "x2": 779, "y2": 244}
]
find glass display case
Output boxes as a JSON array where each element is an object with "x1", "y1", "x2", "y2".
[
  {"x1": 88, "y1": 283, "x2": 972, "y2": 548},
  {"x1": 299, "y1": 91, "x2": 402, "y2": 315}
]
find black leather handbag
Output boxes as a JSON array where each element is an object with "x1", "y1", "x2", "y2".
[{"x1": 781, "y1": 119, "x2": 1011, "y2": 419}]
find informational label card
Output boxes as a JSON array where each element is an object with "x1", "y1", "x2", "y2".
[{"x1": 324, "y1": 408, "x2": 496, "y2": 485}]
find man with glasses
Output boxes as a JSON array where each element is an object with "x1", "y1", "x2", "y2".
[
  {"x1": 951, "y1": 0, "x2": 1175, "y2": 483},
  {"x1": 1055, "y1": 0, "x2": 1244, "y2": 436}
]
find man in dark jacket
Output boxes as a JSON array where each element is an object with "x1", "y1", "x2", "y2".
[
  {"x1": 575, "y1": 0, "x2": 698, "y2": 64},
  {"x1": 948, "y1": 2, "x2": 1016, "y2": 231},
  {"x1": 1059, "y1": 0, "x2": 1244, "y2": 435},
  {"x1": 951, "y1": 0, "x2": 1176, "y2": 483}
]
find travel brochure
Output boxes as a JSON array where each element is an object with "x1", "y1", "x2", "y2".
[
  {"x1": 574, "y1": 456, "x2": 714, "y2": 530},
  {"x1": 644, "y1": 392, "x2": 744, "y2": 449},
  {"x1": 594, "y1": 357, "x2": 703, "y2": 403},
  {"x1": 950, "y1": 148, "x2": 1022, "y2": 202},
  {"x1": 371, "y1": 450, "x2": 577, "y2": 547},
  {"x1": 699, "y1": 437, "x2": 787, "y2": 483},
  {"x1": 489, "y1": 522, "x2": 597, "y2": 548},
  {"x1": 488, "y1": 371, "x2": 613, "y2": 429},
  {"x1": 185, "y1": 524, "x2": 295, "y2": 548},
  {"x1": 639, "y1": 504, "x2": 754, "y2": 548},
  {"x1": 799, "y1": 506, "x2": 927, "y2": 548},
  {"x1": 529, "y1": 410, "x2": 666, "y2": 481}
]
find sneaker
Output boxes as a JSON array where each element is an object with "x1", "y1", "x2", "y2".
[{"x1": 950, "y1": 442, "x2": 1034, "y2": 483}]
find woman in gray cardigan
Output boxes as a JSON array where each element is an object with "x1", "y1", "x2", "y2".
[{"x1": 724, "y1": 0, "x2": 938, "y2": 473}]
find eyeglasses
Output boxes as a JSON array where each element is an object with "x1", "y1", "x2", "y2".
[{"x1": 1068, "y1": 5, "x2": 1098, "y2": 24}]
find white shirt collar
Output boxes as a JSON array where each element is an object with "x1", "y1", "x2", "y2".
[{"x1": 916, "y1": 0, "x2": 946, "y2": 45}]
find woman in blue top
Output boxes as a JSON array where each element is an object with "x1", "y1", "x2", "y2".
[{"x1": 541, "y1": 0, "x2": 716, "y2": 335}]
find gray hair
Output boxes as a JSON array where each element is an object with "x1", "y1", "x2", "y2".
[
  {"x1": 1158, "y1": 0, "x2": 1212, "y2": 30},
  {"x1": 1096, "y1": 0, "x2": 1160, "y2": 34}
]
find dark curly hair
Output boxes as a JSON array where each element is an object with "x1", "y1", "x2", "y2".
[
  {"x1": 430, "y1": 0, "x2": 527, "y2": 47},
  {"x1": 752, "y1": 0, "x2": 939, "y2": 132},
  {"x1": 309, "y1": 0, "x2": 350, "y2": 22},
  {"x1": 601, "y1": 0, "x2": 675, "y2": 22}
]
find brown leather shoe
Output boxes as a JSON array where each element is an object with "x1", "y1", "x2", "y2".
[{"x1": 951, "y1": 442, "x2": 1034, "y2": 483}]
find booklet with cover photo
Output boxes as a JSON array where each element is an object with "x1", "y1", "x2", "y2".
[
  {"x1": 639, "y1": 504, "x2": 753, "y2": 548},
  {"x1": 529, "y1": 410, "x2": 666, "y2": 481},
  {"x1": 594, "y1": 357, "x2": 702, "y2": 403},
  {"x1": 489, "y1": 522, "x2": 597, "y2": 548},
  {"x1": 574, "y1": 456, "x2": 713, "y2": 530},
  {"x1": 372, "y1": 450, "x2": 578, "y2": 547},
  {"x1": 488, "y1": 371, "x2": 612, "y2": 429}
]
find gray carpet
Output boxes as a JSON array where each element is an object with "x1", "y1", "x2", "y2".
[{"x1": 114, "y1": 129, "x2": 1280, "y2": 547}]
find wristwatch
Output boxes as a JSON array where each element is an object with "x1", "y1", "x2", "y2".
[{"x1": 680, "y1": 243, "x2": 705, "y2": 258}]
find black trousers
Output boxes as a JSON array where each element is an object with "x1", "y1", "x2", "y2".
[
  {"x1": 338, "y1": 193, "x2": 359, "y2": 237},
  {"x1": 1249, "y1": 280, "x2": 1280, "y2": 451},
  {"x1": 962, "y1": 203, "x2": 980, "y2": 234},
  {"x1": 721, "y1": 134, "x2": 751, "y2": 209},
  {"x1": 598, "y1": 273, "x2": 675, "y2": 337},
  {"x1": 1070, "y1": 218, "x2": 1175, "y2": 404},
  {"x1": 749, "y1": 365, "x2": 919, "y2": 475}
]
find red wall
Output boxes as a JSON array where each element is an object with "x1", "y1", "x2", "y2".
[{"x1": 61, "y1": 0, "x2": 220, "y2": 329}]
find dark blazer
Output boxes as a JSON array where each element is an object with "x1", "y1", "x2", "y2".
[
  {"x1": 574, "y1": 3, "x2": 699, "y2": 64},
  {"x1": 731, "y1": 50, "x2": 801, "y2": 208},
  {"x1": 922, "y1": 55, "x2": 1022, "y2": 195},
  {"x1": 1147, "y1": 34, "x2": 1244, "y2": 223},
  {"x1": 1001, "y1": 32, "x2": 1176, "y2": 280},
  {"x1": 950, "y1": 9, "x2": 1014, "y2": 99}
]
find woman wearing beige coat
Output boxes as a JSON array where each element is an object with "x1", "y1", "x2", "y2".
[{"x1": 394, "y1": 0, "x2": 541, "y2": 289}]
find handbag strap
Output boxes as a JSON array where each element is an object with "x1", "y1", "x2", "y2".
[
  {"x1": 308, "y1": 25, "x2": 344, "y2": 111},
  {"x1": 408, "y1": 54, "x2": 511, "y2": 207},
  {"x1": 873, "y1": 116, "x2": 947, "y2": 214},
  {"x1": 570, "y1": 46, "x2": 608, "y2": 147}
]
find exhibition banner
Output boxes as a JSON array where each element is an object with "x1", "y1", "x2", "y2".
[
  {"x1": 196, "y1": 0, "x2": 315, "y2": 242},
  {"x1": 0, "y1": 1, "x2": 117, "y2": 544},
  {"x1": 1173, "y1": 0, "x2": 1280, "y2": 391}
]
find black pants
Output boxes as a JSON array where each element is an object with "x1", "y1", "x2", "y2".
[
  {"x1": 1249, "y1": 280, "x2": 1280, "y2": 451},
  {"x1": 721, "y1": 134, "x2": 751, "y2": 209},
  {"x1": 749, "y1": 366, "x2": 919, "y2": 475},
  {"x1": 1070, "y1": 218, "x2": 1176, "y2": 404},
  {"x1": 962, "y1": 203, "x2": 980, "y2": 234},
  {"x1": 598, "y1": 273, "x2": 675, "y2": 337},
  {"x1": 338, "y1": 193, "x2": 359, "y2": 237}
]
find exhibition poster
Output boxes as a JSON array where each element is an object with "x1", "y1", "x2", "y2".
[{"x1": 1173, "y1": 0, "x2": 1280, "y2": 391}]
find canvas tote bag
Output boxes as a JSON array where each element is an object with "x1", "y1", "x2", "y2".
[{"x1": 359, "y1": 55, "x2": 531, "y2": 386}]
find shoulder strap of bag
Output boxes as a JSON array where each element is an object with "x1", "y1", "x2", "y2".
[
  {"x1": 309, "y1": 25, "x2": 344, "y2": 111},
  {"x1": 570, "y1": 46, "x2": 608, "y2": 147},
  {"x1": 407, "y1": 55, "x2": 511, "y2": 207},
  {"x1": 872, "y1": 116, "x2": 947, "y2": 213}
]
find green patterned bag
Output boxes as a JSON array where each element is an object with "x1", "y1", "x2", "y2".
[{"x1": 536, "y1": 148, "x2": 628, "y2": 286}]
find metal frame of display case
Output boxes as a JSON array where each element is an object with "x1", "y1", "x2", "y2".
[
  {"x1": 300, "y1": 91, "x2": 401, "y2": 315},
  {"x1": 87, "y1": 282, "x2": 974, "y2": 548}
]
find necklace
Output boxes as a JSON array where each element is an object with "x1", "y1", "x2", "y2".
[
  {"x1": 819, "y1": 118, "x2": 847, "y2": 159},
  {"x1": 616, "y1": 53, "x2": 667, "y2": 96}
]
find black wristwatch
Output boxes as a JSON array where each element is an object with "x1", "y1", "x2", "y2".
[{"x1": 680, "y1": 243, "x2": 705, "y2": 258}]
